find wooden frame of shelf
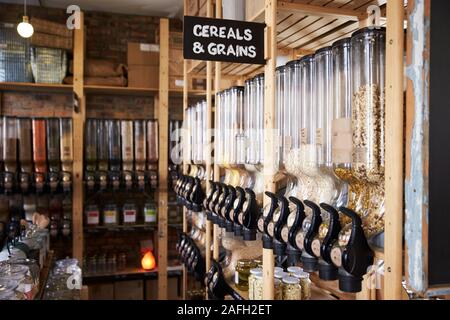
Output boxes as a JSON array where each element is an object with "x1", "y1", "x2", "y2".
[
  {"x1": 180, "y1": 0, "x2": 406, "y2": 301},
  {"x1": 0, "y1": 82, "x2": 73, "y2": 93}
]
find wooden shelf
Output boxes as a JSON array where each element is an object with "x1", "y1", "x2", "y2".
[
  {"x1": 84, "y1": 223, "x2": 182, "y2": 233},
  {"x1": 83, "y1": 265, "x2": 183, "y2": 280},
  {"x1": 84, "y1": 85, "x2": 158, "y2": 96},
  {"x1": 0, "y1": 82, "x2": 73, "y2": 93}
]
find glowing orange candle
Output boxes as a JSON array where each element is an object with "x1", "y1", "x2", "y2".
[{"x1": 141, "y1": 251, "x2": 156, "y2": 270}]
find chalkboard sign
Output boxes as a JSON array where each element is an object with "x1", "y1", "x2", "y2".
[{"x1": 183, "y1": 16, "x2": 266, "y2": 65}]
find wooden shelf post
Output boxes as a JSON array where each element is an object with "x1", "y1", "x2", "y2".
[
  {"x1": 262, "y1": 0, "x2": 277, "y2": 300},
  {"x1": 72, "y1": 11, "x2": 85, "y2": 262},
  {"x1": 157, "y1": 18, "x2": 170, "y2": 300},
  {"x1": 384, "y1": 0, "x2": 405, "y2": 300},
  {"x1": 213, "y1": 0, "x2": 222, "y2": 262}
]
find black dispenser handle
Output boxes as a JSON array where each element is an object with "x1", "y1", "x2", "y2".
[
  {"x1": 338, "y1": 207, "x2": 374, "y2": 278},
  {"x1": 288, "y1": 196, "x2": 306, "y2": 248},
  {"x1": 303, "y1": 200, "x2": 323, "y2": 257},
  {"x1": 274, "y1": 195, "x2": 289, "y2": 241},
  {"x1": 319, "y1": 203, "x2": 342, "y2": 264}
]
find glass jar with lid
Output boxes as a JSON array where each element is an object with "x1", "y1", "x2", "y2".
[
  {"x1": 103, "y1": 203, "x2": 119, "y2": 226},
  {"x1": 282, "y1": 276, "x2": 302, "y2": 300},
  {"x1": 144, "y1": 202, "x2": 157, "y2": 224},
  {"x1": 293, "y1": 271, "x2": 312, "y2": 300},
  {"x1": 245, "y1": 75, "x2": 264, "y2": 167},
  {"x1": 85, "y1": 119, "x2": 98, "y2": 172},
  {"x1": 214, "y1": 91, "x2": 225, "y2": 166},
  {"x1": 274, "y1": 278, "x2": 283, "y2": 300},
  {"x1": 122, "y1": 203, "x2": 137, "y2": 225},
  {"x1": 350, "y1": 27, "x2": 386, "y2": 237},
  {"x1": 85, "y1": 204, "x2": 100, "y2": 226},
  {"x1": 234, "y1": 258, "x2": 257, "y2": 291},
  {"x1": 252, "y1": 273, "x2": 263, "y2": 300},
  {"x1": 275, "y1": 65, "x2": 287, "y2": 173},
  {"x1": 248, "y1": 267, "x2": 262, "y2": 300}
]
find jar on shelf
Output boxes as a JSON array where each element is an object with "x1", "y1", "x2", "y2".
[
  {"x1": 144, "y1": 202, "x2": 157, "y2": 224},
  {"x1": 293, "y1": 271, "x2": 312, "y2": 300},
  {"x1": 103, "y1": 203, "x2": 119, "y2": 226},
  {"x1": 287, "y1": 266, "x2": 303, "y2": 275},
  {"x1": 248, "y1": 267, "x2": 262, "y2": 300},
  {"x1": 350, "y1": 27, "x2": 386, "y2": 237},
  {"x1": 234, "y1": 258, "x2": 257, "y2": 291},
  {"x1": 214, "y1": 91, "x2": 225, "y2": 166},
  {"x1": 252, "y1": 273, "x2": 263, "y2": 300},
  {"x1": 122, "y1": 203, "x2": 137, "y2": 225},
  {"x1": 244, "y1": 75, "x2": 264, "y2": 166},
  {"x1": 275, "y1": 65, "x2": 287, "y2": 171},
  {"x1": 282, "y1": 276, "x2": 302, "y2": 300},
  {"x1": 85, "y1": 204, "x2": 100, "y2": 226},
  {"x1": 274, "y1": 278, "x2": 283, "y2": 300}
]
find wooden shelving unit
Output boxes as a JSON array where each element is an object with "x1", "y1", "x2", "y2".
[
  {"x1": 0, "y1": 82, "x2": 73, "y2": 93},
  {"x1": 182, "y1": 0, "x2": 405, "y2": 301}
]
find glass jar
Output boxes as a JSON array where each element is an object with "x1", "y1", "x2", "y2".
[
  {"x1": 144, "y1": 202, "x2": 157, "y2": 224},
  {"x1": 252, "y1": 273, "x2": 263, "y2": 300},
  {"x1": 293, "y1": 271, "x2": 312, "y2": 300},
  {"x1": 234, "y1": 258, "x2": 257, "y2": 291},
  {"x1": 134, "y1": 120, "x2": 147, "y2": 171},
  {"x1": 85, "y1": 204, "x2": 100, "y2": 226},
  {"x1": 103, "y1": 203, "x2": 118, "y2": 226},
  {"x1": 275, "y1": 65, "x2": 287, "y2": 171},
  {"x1": 121, "y1": 120, "x2": 134, "y2": 172},
  {"x1": 85, "y1": 119, "x2": 98, "y2": 172},
  {"x1": 108, "y1": 120, "x2": 121, "y2": 172},
  {"x1": 245, "y1": 75, "x2": 264, "y2": 166},
  {"x1": 17, "y1": 118, "x2": 33, "y2": 174},
  {"x1": 32, "y1": 118, "x2": 47, "y2": 174},
  {"x1": 122, "y1": 203, "x2": 137, "y2": 225},
  {"x1": 351, "y1": 27, "x2": 386, "y2": 237},
  {"x1": 60, "y1": 118, "x2": 73, "y2": 174},
  {"x1": 46, "y1": 118, "x2": 61, "y2": 173},
  {"x1": 274, "y1": 278, "x2": 283, "y2": 300},
  {"x1": 287, "y1": 266, "x2": 303, "y2": 275},
  {"x1": 96, "y1": 120, "x2": 108, "y2": 172},
  {"x1": 248, "y1": 267, "x2": 262, "y2": 300},
  {"x1": 3, "y1": 117, "x2": 18, "y2": 174},
  {"x1": 282, "y1": 276, "x2": 302, "y2": 300},
  {"x1": 214, "y1": 91, "x2": 224, "y2": 166},
  {"x1": 0, "y1": 263, "x2": 33, "y2": 300},
  {"x1": 147, "y1": 120, "x2": 159, "y2": 165}
]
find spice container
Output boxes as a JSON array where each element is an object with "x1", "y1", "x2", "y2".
[
  {"x1": 282, "y1": 276, "x2": 302, "y2": 300},
  {"x1": 293, "y1": 271, "x2": 312, "y2": 300},
  {"x1": 85, "y1": 204, "x2": 100, "y2": 226},
  {"x1": 85, "y1": 119, "x2": 98, "y2": 172},
  {"x1": 234, "y1": 258, "x2": 257, "y2": 291},
  {"x1": 252, "y1": 273, "x2": 263, "y2": 300},
  {"x1": 144, "y1": 202, "x2": 157, "y2": 224},
  {"x1": 351, "y1": 27, "x2": 386, "y2": 237},
  {"x1": 103, "y1": 203, "x2": 118, "y2": 226},
  {"x1": 248, "y1": 267, "x2": 262, "y2": 300},
  {"x1": 122, "y1": 203, "x2": 137, "y2": 225}
]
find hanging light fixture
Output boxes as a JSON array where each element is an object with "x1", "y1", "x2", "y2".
[{"x1": 17, "y1": 0, "x2": 34, "y2": 38}]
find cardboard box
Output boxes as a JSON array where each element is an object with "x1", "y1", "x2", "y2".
[
  {"x1": 187, "y1": 0, "x2": 199, "y2": 16},
  {"x1": 127, "y1": 42, "x2": 159, "y2": 66},
  {"x1": 129, "y1": 65, "x2": 159, "y2": 88},
  {"x1": 30, "y1": 18, "x2": 72, "y2": 38},
  {"x1": 114, "y1": 280, "x2": 144, "y2": 300},
  {"x1": 246, "y1": 0, "x2": 265, "y2": 21}
]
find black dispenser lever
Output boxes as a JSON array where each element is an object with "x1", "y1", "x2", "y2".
[
  {"x1": 299, "y1": 200, "x2": 322, "y2": 272},
  {"x1": 273, "y1": 195, "x2": 290, "y2": 256},
  {"x1": 232, "y1": 186, "x2": 246, "y2": 236},
  {"x1": 260, "y1": 191, "x2": 278, "y2": 249}
]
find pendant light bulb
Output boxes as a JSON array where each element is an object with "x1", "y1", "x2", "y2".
[{"x1": 17, "y1": 15, "x2": 34, "y2": 38}]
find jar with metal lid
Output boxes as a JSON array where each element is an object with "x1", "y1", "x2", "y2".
[
  {"x1": 274, "y1": 270, "x2": 288, "y2": 281},
  {"x1": 252, "y1": 256, "x2": 262, "y2": 268},
  {"x1": 103, "y1": 203, "x2": 118, "y2": 226},
  {"x1": 282, "y1": 276, "x2": 302, "y2": 300},
  {"x1": 293, "y1": 271, "x2": 312, "y2": 300},
  {"x1": 248, "y1": 267, "x2": 262, "y2": 300},
  {"x1": 287, "y1": 266, "x2": 303, "y2": 275},
  {"x1": 122, "y1": 203, "x2": 137, "y2": 225},
  {"x1": 85, "y1": 204, "x2": 100, "y2": 226},
  {"x1": 234, "y1": 259, "x2": 257, "y2": 291},
  {"x1": 144, "y1": 202, "x2": 157, "y2": 224},
  {"x1": 274, "y1": 278, "x2": 283, "y2": 300},
  {"x1": 252, "y1": 273, "x2": 263, "y2": 300}
]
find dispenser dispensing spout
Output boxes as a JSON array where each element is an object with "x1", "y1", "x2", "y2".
[
  {"x1": 299, "y1": 200, "x2": 322, "y2": 272},
  {"x1": 232, "y1": 186, "x2": 246, "y2": 237},
  {"x1": 272, "y1": 194, "x2": 290, "y2": 256},
  {"x1": 259, "y1": 191, "x2": 278, "y2": 249}
]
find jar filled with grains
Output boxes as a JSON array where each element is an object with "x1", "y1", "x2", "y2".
[
  {"x1": 287, "y1": 266, "x2": 303, "y2": 275},
  {"x1": 282, "y1": 276, "x2": 302, "y2": 300},
  {"x1": 248, "y1": 268, "x2": 262, "y2": 300},
  {"x1": 293, "y1": 271, "x2": 312, "y2": 300},
  {"x1": 253, "y1": 273, "x2": 263, "y2": 300},
  {"x1": 274, "y1": 278, "x2": 283, "y2": 300}
]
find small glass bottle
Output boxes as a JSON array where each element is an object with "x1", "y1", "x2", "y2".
[
  {"x1": 144, "y1": 202, "x2": 157, "y2": 224},
  {"x1": 85, "y1": 204, "x2": 100, "y2": 226},
  {"x1": 282, "y1": 276, "x2": 302, "y2": 300},
  {"x1": 293, "y1": 271, "x2": 312, "y2": 300},
  {"x1": 122, "y1": 203, "x2": 137, "y2": 225},
  {"x1": 248, "y1": 267, "x2": 262, "y2": 300},
  {"x1": 234, "y1": 259, "x2": 257, "y2": 291},
  {"x1": 103, "y1": 203, "x2": 119, "y2": 226}
]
